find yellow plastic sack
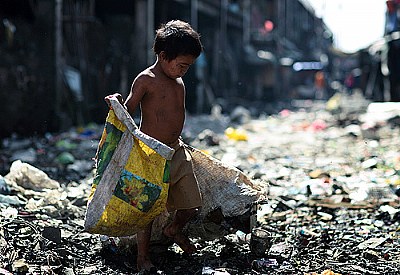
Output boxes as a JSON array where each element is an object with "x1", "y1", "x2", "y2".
[{"x1": 84, "y1": 110, "x2": 170, "y2": 237}]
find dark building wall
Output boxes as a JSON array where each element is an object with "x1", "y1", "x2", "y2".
[
  {"x1": 0, "y1": 1, "x2": 56, "y2": 138},
  {"x1": 0, "y1": 0, "x2": 335, "y2": 138}
]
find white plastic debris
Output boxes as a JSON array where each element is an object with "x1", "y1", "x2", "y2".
[{"x1": 5, "y1": 160, "x2": 60, "y2": 191}]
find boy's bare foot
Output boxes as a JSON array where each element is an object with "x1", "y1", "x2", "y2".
[
  {"x1": 137, "y1": 255, "x2": 156, "y2": 273},
  {"x1": 163, "y1": 225, "x2": 197, "y2": 254}
]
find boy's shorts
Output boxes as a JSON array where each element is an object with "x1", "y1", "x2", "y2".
[{"x1": 166, "y1": 139, "x2": 202, "y2": 212}]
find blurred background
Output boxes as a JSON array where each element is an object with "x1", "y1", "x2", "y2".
[{"x1": 0, "y1": 0, "x2": 399, "y2": 138}]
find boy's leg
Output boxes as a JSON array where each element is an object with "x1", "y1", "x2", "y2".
[
  {"x1": 163, "y1": 208, "x2": 199, "y2": 254},
  {"x1": 136, "y1": 221, "x2": 155, "y2": 271}
]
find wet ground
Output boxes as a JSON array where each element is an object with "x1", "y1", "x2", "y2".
[{"x1": 1, "y1": 94, "x2": 400, "y2": 274}]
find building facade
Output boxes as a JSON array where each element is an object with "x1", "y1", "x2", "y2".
[{"x1": 0, "y1": 0, "x2": 333, "y2": 137}]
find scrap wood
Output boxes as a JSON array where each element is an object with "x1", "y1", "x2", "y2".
[{"x1": 305, "y1": 199, "x2": 375, "y2": 209}]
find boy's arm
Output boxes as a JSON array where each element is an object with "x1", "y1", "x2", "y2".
[
  {"x1": 104, "y1": 75, "x2": 146, "y2": 115},
  {"x1": 124, "y1": 76, "x2": 147, "y2": 116}
]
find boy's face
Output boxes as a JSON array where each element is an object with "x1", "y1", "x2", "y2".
[{"x1": 160, "y1": 53, "x2": 196, "y2": 79}]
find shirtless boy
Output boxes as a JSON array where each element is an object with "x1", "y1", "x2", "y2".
[{"x1": 106, "y1": 20, "x2": 203, "y2": 272}]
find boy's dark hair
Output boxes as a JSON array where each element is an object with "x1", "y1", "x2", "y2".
[{"x1": 153, "y1": 20, "x2": 203, "y2": 61}]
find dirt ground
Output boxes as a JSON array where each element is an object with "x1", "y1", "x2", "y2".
[{"x1": 1, "y1": 96, "x2": 400, "y2": 274}]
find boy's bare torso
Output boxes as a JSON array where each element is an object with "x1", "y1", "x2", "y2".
[{"x1": 125, "y1": 66, "x2": 186, "y2": 145}]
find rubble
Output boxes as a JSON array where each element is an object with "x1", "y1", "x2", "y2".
[{"x1": 0, "y1": 94, "x2": 400, "y2": 274}]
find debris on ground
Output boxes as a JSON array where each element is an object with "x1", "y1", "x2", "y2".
[{"x1": 1, "y1": 94, "x2": 400, "y2": 274}]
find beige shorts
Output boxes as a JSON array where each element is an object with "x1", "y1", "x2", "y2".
[{"x1": 166, "y1": 139, "x2": 202, "y2": 211}]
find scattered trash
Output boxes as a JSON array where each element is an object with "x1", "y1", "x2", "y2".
[
  {"x1": 5, "y1": 160, "x2": 60, "y2": 190},
  {"x1": 0, "y1": 95, "x2": 400, "y2": 274},
  {"x1": 12, "y1": 259, "x2": 29, "y2": 273},
  {"x1": 304, "y1": 269, "x2": 342, "y2": 275},
  {"x1": 42, "y1": 226, "x2": 62, "y2": 244},
  {"x1": 56, "y1": 152, "x2": 75, "y2": 165},
  {"x1": 357, "y1": 237, "x2": 387, "y2": 250},
  {"x1": 252, "y1": 258, "x2": 278, "y2": 271},
  {"x1": 250, "y1": 228, "x2": 273, "y2": 257},
  {"x1": 224, "y1": 127, "x2": 248, "y2": 141},
  {"x1": 0, "y1": 175, "x2": 10, "y2": 194},
  {"x1": 0, "y1": 194, "x2": 26, "y2": 205},
  {"x1": 202, "y1": 266, "x2": 239, "y2": 275},
  {"x1": 229, "y1": 106, "x2": 251, "y2": 124}
]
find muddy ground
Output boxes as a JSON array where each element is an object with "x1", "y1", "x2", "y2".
[{"x1": 1, "y1": 95, "x2": 400, "y2": 275}]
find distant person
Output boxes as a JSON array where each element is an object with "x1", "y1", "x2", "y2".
[
  {"x1": 314, "y1": 71, "x2": 326, "y2": 99},
  {"x1": 105, "y1": 20, "x2": 203, "y2": 272},
  {"x1": 344, "y1": 72, "x2": 355, "y2": 94}
]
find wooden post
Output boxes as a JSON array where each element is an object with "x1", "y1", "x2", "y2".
[
  {"x1": 191, "y1": 0, "x2": 198, "y2": 30},
  {"x1": 55, "y1": 0, "x2": 63, "y2": 123},
  {"x1": 133, "y1": 0, "x2": 148, "y2": 74},
  {"x1": 220, "y1": 0, "x2": 227, "y2": 98},
  {"x1": 147, "y1": 0, "x2": 155, "y2": 66},
  {"x1": 243, "y1": 0, "x2": 250, "y2": 47}
]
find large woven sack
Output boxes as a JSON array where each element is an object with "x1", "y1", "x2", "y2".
[
  {"x1": 110, "y1": 145, "x2": 266, "y2": 246},
  {"x1": 84, "y1": 99, "x2": 174, "y2": 237},
  {"x1": 188, "y1": 145, "x2": 264, "y2": 219}
]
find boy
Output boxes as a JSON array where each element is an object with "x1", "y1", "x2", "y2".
[{"x1": 106, "y1": 20, "x2": 203, "y2": 272}]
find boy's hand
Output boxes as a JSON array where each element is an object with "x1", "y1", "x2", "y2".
[{"x1": 104, "y1": 93, "x2": 124, "y2": 109}]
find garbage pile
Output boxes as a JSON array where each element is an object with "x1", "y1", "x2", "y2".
[{"x1": 1, "y1": 93, "x2": 400, "y2": 274}]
